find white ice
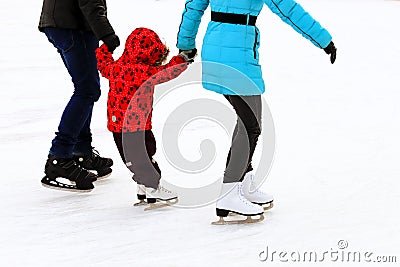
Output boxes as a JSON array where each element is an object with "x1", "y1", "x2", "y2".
[{"x1": 0, "y1": 0, "x2": 399, "y2": 266}]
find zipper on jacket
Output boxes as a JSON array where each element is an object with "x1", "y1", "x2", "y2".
[{"x1": 253, "y1": 28, "x2": 258, "y2": 59}]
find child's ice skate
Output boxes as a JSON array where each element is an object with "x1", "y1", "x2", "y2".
[
  {"x1": 241, "y1": 172, "x2": 274, "y2": 211},
  {"x1": 143, "y1": 185, "x2": 178, "y2": 211},
  {"x1": 73, "y1": 148, "x2": 113, "y2": 180},
  {"x1": 212, "y1": 182, "x2": 264, "y2": 225},
  {"x1": 133, "y1": 184, "x2": 147, "y2": 206}
]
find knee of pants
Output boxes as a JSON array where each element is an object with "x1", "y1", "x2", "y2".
[
  {"x1": 91, "y1": 89, "x2": 101, "y2": 102},
  {"x1": 146, "y1": 143, "x2": 156, "y2": 157},
  {"x1": 238, "y1": 123, "x2": 261, "y2": 137},
  {"x1": 73, "y1": 88, "x2": 101, "y2": 102},
  {"x1": 72, "y1": 74, "x2": 101, "y2": 101},
  {"x1": 249, "y1": 126, "x2": 261, "y2": 137},
  {"x1": 245, "y1": 120, "x2": 261, "y2": 136}
]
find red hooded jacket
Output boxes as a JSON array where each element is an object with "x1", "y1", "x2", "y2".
[{"x1": 95, "y1": 28, "x2": 187, "y2": 133}]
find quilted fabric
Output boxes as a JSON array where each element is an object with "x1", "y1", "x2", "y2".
[
  {"x1": 96, "y1": 28, "x2": 187, "y2": 132},
  {"x1": 177, "y1": 0, "x2": 332, "y2": 95}
]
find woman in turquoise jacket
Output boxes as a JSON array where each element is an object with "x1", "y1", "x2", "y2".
[{"x1": 177, "y1": 0, "x2": 336, "y2": 224}]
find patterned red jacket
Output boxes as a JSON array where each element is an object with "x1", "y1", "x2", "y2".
[{"x1": 95, "y1": 28, "x2": 187, "y2": 133}]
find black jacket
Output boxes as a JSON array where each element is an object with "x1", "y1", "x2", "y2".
[{"x1": 38, "y1": 0, "x2": 115, "y2": 40}]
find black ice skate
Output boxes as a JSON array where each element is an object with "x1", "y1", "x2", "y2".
[
  {"x1": 73, "y1": 148, "x2": 113, "y2": 180},
  {"x1": 41, "y1": 155, "x2": 97, "y2": 192}
]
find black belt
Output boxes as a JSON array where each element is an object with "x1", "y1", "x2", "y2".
[{"x1": 211, "y1": 11, "x2": 257, "y2": 26}]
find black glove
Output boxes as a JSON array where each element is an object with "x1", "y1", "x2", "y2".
[
  {"x1": 323, "y1": 41, "x2": 337, "y2": 64},
  {"x1": 179, "y1": 48, "x2": 197, "y2": 63},
  {"x1": 102, "y1": 34, "x2": 120, "y2": 53}
]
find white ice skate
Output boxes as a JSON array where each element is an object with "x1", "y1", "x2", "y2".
[
  {"x1": 144, "y1": 185, "x2": 178, "y2": 211},
  {"x1": 133, "y1": 184, "x2": 147, "y2": 206},
  {"x1": 241, "y1": 172, "x2": 274, "y2": 211},
  {"x1": 212, "y1": 182, "x2": 264, "y2": 225}
]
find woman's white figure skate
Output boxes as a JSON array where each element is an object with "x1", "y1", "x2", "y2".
[
  {"x1": 133, "y1": 184, "x2": 147, "y2": 206},
  {"x1": 143, "y1": 185, "x2": 178, "y2": 211},
  {"x1": 212, "y1": 182, "x2": 264, "y2": 225},
  {"x1": 241, "y1": 172, "x2": 274, "y2": 211}
]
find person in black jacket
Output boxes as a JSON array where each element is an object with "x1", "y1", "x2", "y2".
[{"x1": 39, "y1": 0, "x2": 120, "y2": 192}]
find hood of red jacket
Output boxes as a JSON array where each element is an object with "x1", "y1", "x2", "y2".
[{"x1": 119, "y1": 27, "x2": 167, "y2": 65}]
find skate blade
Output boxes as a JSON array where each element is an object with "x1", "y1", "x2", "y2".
[
  {"x1": 263, "y1": 201, "x2": 274, "y2": 211},
  {"x1": 143, "y1": 198, "x2": 178, "y2": 211},
  {"x1": 163, "y1": 198, "x2": 178, "y2": 205},
  {"x1": 96, "y1": 172, "x2": 111, "y2": 180},
  {"x1": 41, "y1": 182, "x2": 93, "y2": 193},
  {"x1": 96, "y1": 168, "x2": 112, "y2": 180},
  {"x1": 211, "y1": 214, "x2": 264, "y2": 225},
  {"x1": 133, "y1": 200, "x2": 148, "y2": 206}
]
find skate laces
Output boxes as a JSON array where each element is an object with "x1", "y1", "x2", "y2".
[
  {"x1": 92, "y1": 147, "x2": 101, "y2": 157},
  {"x1": 159, "y1": 186, "x2": 172, "y2": 194},
  {"x1": 238, "y1": 184, "x2": 254, "y2": 207},
  {"x1": 246, "y1": 173, "x2": 264, "y2": 195},
  {"x1": 62, "y1": 159, "x2": 92, "y2": 180},
  {"x1": 62, "y1": 159, "x2": 77, "y2": 169},
  {"x1": 90, "y1": 147, "x2": 102, "y2": 162},
  {"x1": 88, "y1": 147, "x2": 111, "y2": 168},
  {"x1": 247, "y1": 173, "x2": 257, "y2": 193},
  {"x1": 61, "y1": 159, "x2": 82, "y2": 172}
]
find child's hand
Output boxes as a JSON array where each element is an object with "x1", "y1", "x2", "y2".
[
  {"x1": 102, "y1": 34, "x2": 120, "y2": 53},
  {"x1": 179, "y1": 48, "x2": 197, "y2": 63}
]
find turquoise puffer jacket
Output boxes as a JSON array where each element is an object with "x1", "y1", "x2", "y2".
[{"x1": 177, "y1": 0, "x2": 332, "y2": 95}]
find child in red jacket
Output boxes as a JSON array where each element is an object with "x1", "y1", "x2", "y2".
[{"x1": 95, "y1": 28, "x2": 189, "y2": 206}]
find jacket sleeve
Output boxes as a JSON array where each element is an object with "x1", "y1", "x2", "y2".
[
  {"x1": 78, "y1": 0, "x2": 115, "y2": 40},
  {"x1": 149, "y1": 55, "x2": 188, "y2": 85},
  {"x1": 176, "y1": 0, "x2": 210, "y2": 50},
  {"x1": 263, "y1": 0, "x2": 332, "y2": 48},
  {"x1": 95, "y1": 44, "x2": 115, "y2": 79}
]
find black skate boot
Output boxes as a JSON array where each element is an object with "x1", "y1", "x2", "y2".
[
  {"x1": 73, "y1": 148, "x2": 113, "y2": 180},
  {"x1": 41, "y1": 155, "x2": 97, "y2": 192}
]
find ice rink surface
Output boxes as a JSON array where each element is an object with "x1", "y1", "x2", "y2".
[{"x1": 0, "y1": 0, "x2": 399, "y2": 266}]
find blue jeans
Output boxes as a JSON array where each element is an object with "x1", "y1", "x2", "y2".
[{"x1": 44, "y1": 28, "x2": 101, "y2": 158}]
